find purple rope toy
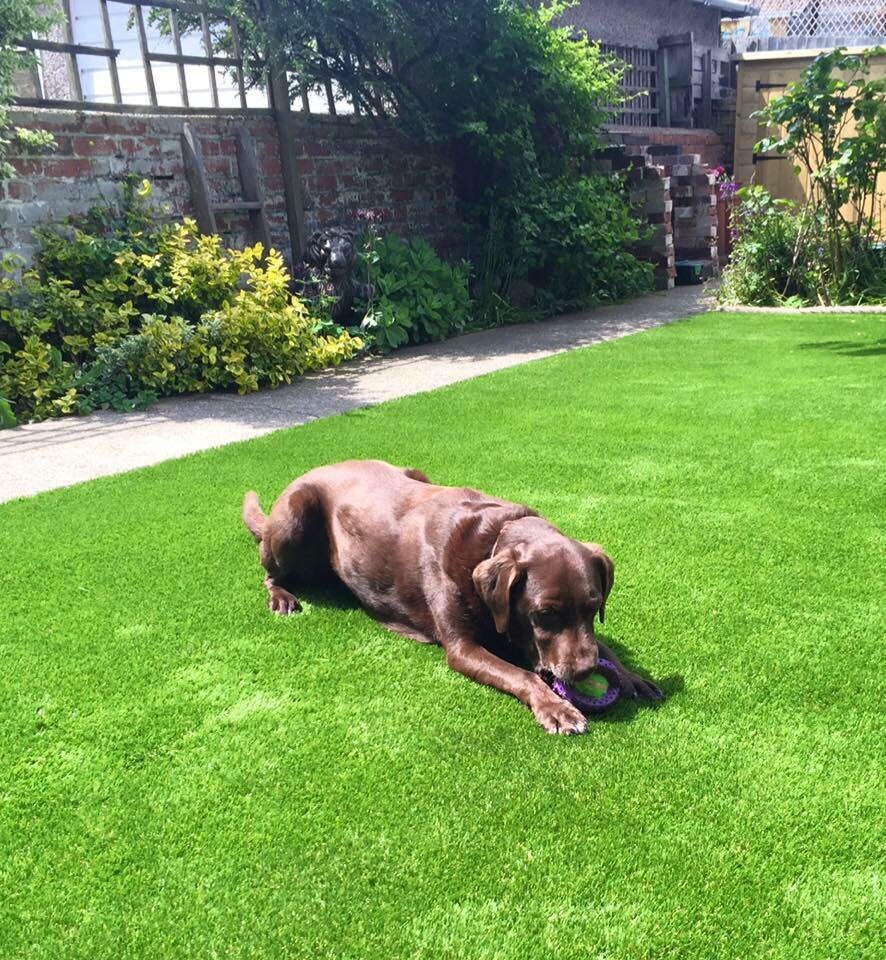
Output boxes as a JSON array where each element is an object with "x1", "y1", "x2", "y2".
[{"x1": 545, "y1": 657, "x2": 622, "y2": 714}]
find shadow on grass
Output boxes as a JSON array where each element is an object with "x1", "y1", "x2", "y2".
[
  {"x1": 278, "y1": 580, "x2": 684, "y2": 724},
  {"x1": 592, "y1": 635, "x2": 684, "y2": 725},
  {"x1": 295, "y1": 579, "x2": 362, "y2": 612},
  {"x1": 798, "y1": 338, "x2": 886, "y2": 358}
]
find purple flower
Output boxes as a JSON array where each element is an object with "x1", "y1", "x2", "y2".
[
  {"x1": 356, "y1": 208, "x2": 384, "y2": 223},
  {"x1": 718, "y1": 179, "x2": 738, "y2": 200}
]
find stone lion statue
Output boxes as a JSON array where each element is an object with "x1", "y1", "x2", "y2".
[{"x1": 301, "y1": 228, "x2": 373, "y2": 324}]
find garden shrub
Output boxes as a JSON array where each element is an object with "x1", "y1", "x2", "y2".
[
  {"x1": 0, "y1": 182, "x2": 362, "y2": 426},
  {"x1": 511, "y1": 174, "x2": 653, "y2": 312},
  {"x1": 720, "y1": 185, "x2": 886, "y2": 308},
  {"x1": 717, "y1": 186, "x2": 806, "y2": 307},
  {"x1": 357, "y1": 233, "x2": 471, "y2": 350}
]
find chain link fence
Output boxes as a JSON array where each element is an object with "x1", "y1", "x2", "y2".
[{"x1": 724, "y1": 1, "x2": 886, "y2": 52}]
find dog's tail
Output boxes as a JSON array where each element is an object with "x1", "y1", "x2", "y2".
[{"x1": 242, "y1": 491, "x2": 267, "y2": 541}]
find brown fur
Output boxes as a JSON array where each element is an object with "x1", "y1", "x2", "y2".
[{"x1": 243, "y1": 460, "x2": 662, "y2": 734}]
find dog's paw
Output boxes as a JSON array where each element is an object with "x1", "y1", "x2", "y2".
[
  {"x1": 624, "y1": 672, "x2": 665, "y2": 702},
  {"x1": 532, "y1": 694, "x2": 588, "y2": 735},
  {"x1": 612, "y1": 666, "x2": 664, "y2": 703},
  {"x1": 268, "y1": 587, "x2": 301, "y2": 616}
]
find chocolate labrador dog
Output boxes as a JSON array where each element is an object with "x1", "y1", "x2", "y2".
[{"x1": 243, "y1": 460, "x2": 662, "y2": 733}]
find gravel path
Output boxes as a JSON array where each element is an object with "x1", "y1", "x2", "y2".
[{"x1": 0, "y1": 285, "x2": 714, "y2": 503}]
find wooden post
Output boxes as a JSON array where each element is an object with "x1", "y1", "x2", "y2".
[
  {"x1": 60, "y1": 0, "x2": 83, "y2": 102},
  {"x1": 168, "y1": 9, "x2": 190, "y2": 108},
  {"x1": 181, "y1": 123, "x2": 217, "y2": 234},
  {"x1": 235, "y1": 124, "x2": 272, "y2": 252},
  {"x1": 268, "y1": 59, "x2": 306, "y2": 267},
  {"x1": 200, "y1": 13, "x2": 220, "y2": 109},
  {"x1": 133, "y1": 3, "x2": 158, "y2": 106},
  {"x1": 701, "y1": 49, "x2": 713, "y2": 129},
  {"x1": 28, "y1": 59, "x2": 44, "y2": 101},
  {"x1": 658, "y1": 45, "x2": 671, "y2": 127},
  {"x1": 231, "y1": 25, "x2": 249, "y2": 111},
  {"x1": 98, "y1": 0, "x2": 122, "y2": 104}
]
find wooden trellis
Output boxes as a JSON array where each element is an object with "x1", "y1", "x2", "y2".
[
  {"x1": 731, "y1": 0, "x2": 886, "y2": 53},
  {"x1": 601, "y1": 43, "x2": 660, "y2": 127},
  {"x1": 13, "y1": 0, "x2": 343, "y2": 116},
  {"x1": 16, "y1": 0, "x2": 263, "y2": 114}
]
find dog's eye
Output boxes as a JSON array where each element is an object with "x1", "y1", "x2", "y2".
[{"x1": 532, "y1": 609, "x2": 561, "y2": 631}]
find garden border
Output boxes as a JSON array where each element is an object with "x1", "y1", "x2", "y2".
[
  {"x1": 716, "y1": 304, "x2": 886, "y2": 313},
  {"x1": 0, "y1": 285, "x2": 713, "y2": 503}
]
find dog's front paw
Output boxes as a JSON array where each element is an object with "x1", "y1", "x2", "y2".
[
  {"x1": 531, "y1": 693, "x2": 588, "y2": 735},
  {"x1": 268, "y1": 586, "x2": 301, "y2": 616},
  {"x1": 620, "y1": 670, "x2": 664, "y2": 702}
]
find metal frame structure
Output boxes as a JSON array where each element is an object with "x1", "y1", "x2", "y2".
[{"x1": 726, "y1": 0, "x2": 886, "y2": 53}]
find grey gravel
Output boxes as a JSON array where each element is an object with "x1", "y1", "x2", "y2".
[{"x1": 0, "y1": 285, "x2": 714, "y2": 503}]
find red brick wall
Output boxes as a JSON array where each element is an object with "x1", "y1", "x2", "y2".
[
  {"x1": 0, "y1": 109, "x2": 463, "y2": 266},
  {"x1": 605, "y1": 125, "x2": 725, "y2": 169},
  {"x1": 293, "y1": 114, "x2": 460, "y2": 255}
]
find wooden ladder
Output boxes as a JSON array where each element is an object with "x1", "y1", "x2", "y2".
[{"x1": 181, "y1": 122, "x2": 271, "y2": 251}]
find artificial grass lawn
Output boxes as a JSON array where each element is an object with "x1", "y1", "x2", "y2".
[{"x1": 2, "y1": 311, "x2": 884, "y2": 960}]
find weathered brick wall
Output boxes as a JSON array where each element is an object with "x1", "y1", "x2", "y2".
[
  {"x1": 0, "y1": 109, "x2": 462, "y2": 266},
  {"x1": 0, "y1": 111, "x2": 289, "y2": 261},
  {"x1": 606, "y1": 126, "x2": 725, "y2": 168},
  {"x1": 292, "y1": 114, "x2": 460, "y2": 255}
]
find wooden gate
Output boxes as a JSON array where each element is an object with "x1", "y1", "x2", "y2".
[{"x1": 733, "y1": 48, "x2": 886, "y2": 227}]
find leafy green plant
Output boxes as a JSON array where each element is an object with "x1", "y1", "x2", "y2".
[
  {"x1": 0, "y1": 182, "x2": 361, "y2": 426},
  {"x1": 718, "y1": 186, "x2": 806, "y2": 306},
  {"x1": 519, "y1": 173, "x2": 652, "y2": 312},
  {"x1": 719, "y1": 184, "x2": 886, "y2": 308},
  {"x1": 356, "y1": 234, "x2": 471, "y2": 350}
]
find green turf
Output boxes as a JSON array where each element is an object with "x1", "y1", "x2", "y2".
[{"x1": 2, "y1": 312, "x2": 884, "y2": 960}]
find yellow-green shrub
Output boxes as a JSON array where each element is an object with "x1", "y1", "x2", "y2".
[{"x1": 0, "y1": 184, "x2": 362, "y2": 425}]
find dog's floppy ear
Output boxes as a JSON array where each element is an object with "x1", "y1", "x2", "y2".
[
  {"x1": 584, "y1": 543, "x2": 615, "y2": 623},
  {"x1": 472, "y1": 549, "x2": 522, "y2": 635}
]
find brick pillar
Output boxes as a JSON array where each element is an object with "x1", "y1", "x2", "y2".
[
  {"x1": 624, "y1": 149, "x2": 676, "y2": 291},
  {"x1": 592, "y1": 146, "x2": 676, "y2": 291},
  {"x1": 662, "y1": 154, "x2": 719, "y2": 275}
]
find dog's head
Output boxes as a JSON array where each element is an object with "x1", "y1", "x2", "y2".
[{"x1": 472, "y1": 517, "x2": 614, "y2": 683}]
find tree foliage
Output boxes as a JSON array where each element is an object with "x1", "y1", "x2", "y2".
[{"x1": 227, "y1": 0, "x2": 649, "y2": 313}]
